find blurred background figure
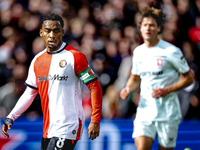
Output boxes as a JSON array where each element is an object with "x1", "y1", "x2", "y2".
[
  {"x1": 178, "y1": 41, "x2": 200, "y2": 120},
  {"x1": 102, "y1": 84, "x2": 121, "y2": 119}
]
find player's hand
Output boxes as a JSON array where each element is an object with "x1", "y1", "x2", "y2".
[
  {"x1": 120, "y1": 87, "x2": 130, "y2": 100},
  {"x1": 88, "y1": 122, "x2": 100, "y2": 140},
  {"x1": 152, "y1": 88, "x2": 169, "y2": 98},
  {"x1": 2, "y1": 118, "x2": 13, "y2": 138}
]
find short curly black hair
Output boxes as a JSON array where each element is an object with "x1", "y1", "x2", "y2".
[{"x1": 40, "y1": 13, "x2": 64, "y2": 29}]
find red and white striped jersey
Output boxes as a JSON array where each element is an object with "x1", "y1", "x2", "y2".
[{"x1": 25, "y1": 42, "x2": 97, "y2": 140}]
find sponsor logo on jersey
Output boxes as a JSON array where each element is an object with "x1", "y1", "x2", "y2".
[
  {"x1": 38, "y1": 74, "x2": 68, "y2": 82},
  {"x1": 157, "y1": 59, "x2": 163, "y2": 66},
  {"x1": 59, "y1": 60, "x2": 67, "y2": 68},
  {"x1": 39, "y1": 62, "x2": 44, "y2": 66},
  {"x1": 140, "y1": 71, "x2": 163, "y2": 76}
]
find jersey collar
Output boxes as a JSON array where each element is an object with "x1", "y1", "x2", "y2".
[{"x1": 47, "y1": 42, "x2": 68, "y2": 54}]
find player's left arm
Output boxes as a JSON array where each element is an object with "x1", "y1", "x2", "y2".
[
  {"x1": 73, "y1": 50, "x2": 102, "y2": 140},
  {"x1": 86, "y1": 80, "x2": 102, "y2": 140}
]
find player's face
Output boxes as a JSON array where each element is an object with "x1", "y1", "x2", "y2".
[
  {"x1": 40, "y1": 20, "x2": 64, "y2": 52},
  {"x1": 140, "y1": 17, "x2": 161, "y2": 43}
]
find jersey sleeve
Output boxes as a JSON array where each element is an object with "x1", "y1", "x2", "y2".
[
  {"x1": 131, "y1": 50, "x2": 140, "y2": 76},
  {"x1": 7, "y1": 87, "x2": 38, "y2": 121},
  {"x1": 71, "y1": 50, "x2": 102, "y2": 124},
  {"x1": 25, "y1": 57, "x2": 38, "y2": 89},
  {"x1": 168, "y1": 47, "x2": 190, "y2": 74},
  {"x1": 86, "y1": 80, "x2": 102, "y2": 124},
  {"x1": 72, "y1": 50, "x2": 97, "y2": 84}
]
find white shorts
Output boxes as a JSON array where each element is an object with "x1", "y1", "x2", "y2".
[{"x1": 132, "y1": 119, "x2": 180, "y2": 148}]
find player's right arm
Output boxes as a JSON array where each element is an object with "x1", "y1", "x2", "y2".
[
  {"x1": 1, "y1": 87, "x2": 38, "y2": 138},
  {"x1": 120, "y1": 74, "x2": 141, "y2": 100}
]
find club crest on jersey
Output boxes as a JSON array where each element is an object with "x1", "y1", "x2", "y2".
[
  {"x1": 59, "y1": 60, "x2": 67, "y2": 68},
  {"x1": 157, "y1": 59, "x2": 163, "y2": 66}
]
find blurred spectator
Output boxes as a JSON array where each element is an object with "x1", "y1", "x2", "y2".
[
  {"x1": 0, "y1": 63, "x2": 27, "y2": 117},
  {"x1": 39, "y1": 1, "x2": 51, "y2": 15},
  {"x1": 31, "y1": 36, "x2": 46, "y2": 55},
  {"x1": 81, "y1": 34, "x2": 94, "y2": 49},
  {"x1": 80, "y1": 43, "x2": 93, "y2": 65},
  {"x1": 91, "y1": 54, "x2": 108, "y2": 92},
  {"x1": 114, "y1": 42, "x2": 140, "y2": 119},
  {"x1": 178, "y1": 71, "x2": 200, "y2": 120},
  {"x1": 121, "y1": 88, "x2": 140, "y2": 119},
  {"x1": 78, "y1": 5, "x2": 91, "y2": 23},
  {"x1": 0, "y1": 27, "x2": 22, "y2": 86},
  {"x1": 160, "y1": 0, "x2": 178, "y2": 44},
  {"x1": 123, "y1": 26, "x2": 141, "y2": 43},
  {"x1": 102, "y1": 84, "x2": 121, "y2": 119},
  {"x1": 68, "y1": 17, "x2": 84, "y2": 42},
  {"x1": 114, "y1": 42, "x2": 140, "y2": 91},
  {"x1": 104, "y1": 40, "x2": 121, "y2": 84},
  {"x1": 175, "y1": 0, "x2": 195, "y2": 48},
  {"x1": 109, "y1": 28, "x2": 122, "y2": 42},
  {"x1": 178, "y1": 41, "x2": 200, "y2": 120},
  {"x1": 0, "y1": 27, "x2": 18, "y2": 64},
  {"x1": 188, "y1": 16, "x2": 200, "y2": 47},
  {"x1": 83, "y1": 22, "x2": 96, "y2": 36},
  {"x1": 117, "y1": 38, "x2": 130, "y2": 58},
  {"x1": 0, "y1": 78, "x2": 25, "y2": 117},
  {"x1": 182, "y1": 41, "x2": 200, "y2": 83}
]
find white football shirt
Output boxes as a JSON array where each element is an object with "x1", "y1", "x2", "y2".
[
  {"x1": 25, "y1": 42, "x2": 97, "y2": 139},
  {"x1": 131, "y1": 39, "x2": 190, "y2": 122}
]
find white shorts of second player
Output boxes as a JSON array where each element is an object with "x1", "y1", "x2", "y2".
[{"x1": 132, "y1": 119, "x2": 180, "y2": 148}]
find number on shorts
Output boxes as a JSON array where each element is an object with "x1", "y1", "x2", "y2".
[{"x1": 56, "y1": 138, "x2": 65, "y2": 148}]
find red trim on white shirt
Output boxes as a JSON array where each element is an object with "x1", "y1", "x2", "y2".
[{"x1": 76, "y1": 118, "x2": 82, "y2": 140}]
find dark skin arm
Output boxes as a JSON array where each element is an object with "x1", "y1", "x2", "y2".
[
  {"x1": 88, "y1": 122, "x2": 100, "y2": 140},
  {"x1": 2, "y1": 121, "x2": 12, "y2": 138},
  {"x1": 86, "y1": 80, "x2": 102, "y2": 140}
]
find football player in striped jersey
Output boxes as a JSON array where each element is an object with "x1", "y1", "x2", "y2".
[{"x1": 2, "y1": 13, "x2": 103, "y2": 150}]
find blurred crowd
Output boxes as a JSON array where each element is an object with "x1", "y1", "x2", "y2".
[{"x1": 0, "y1": 0, "x2": 200, "y2": 121}]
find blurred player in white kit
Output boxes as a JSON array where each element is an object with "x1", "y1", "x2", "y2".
[{"x1": 120, "y1": 7, "x2": 194, "y2": 150}]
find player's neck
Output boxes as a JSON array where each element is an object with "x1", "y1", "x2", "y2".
[
  {"x1": 144, "y1": 38, "x2": 159, "y2": 48},
  {"x1": 47, "y1": 41, "x2": 63, "y2": 52}
]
